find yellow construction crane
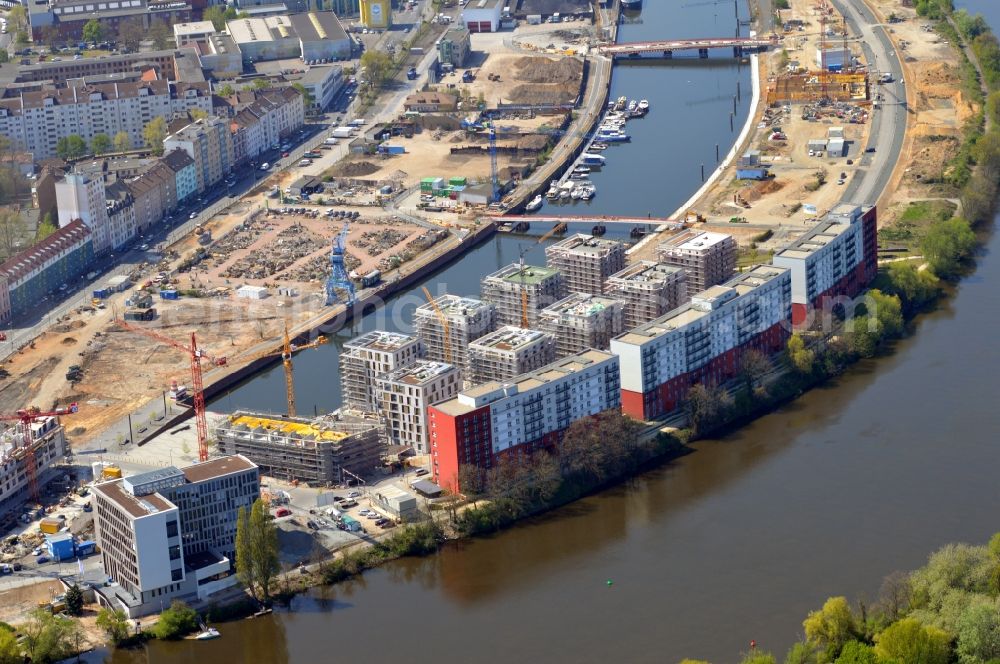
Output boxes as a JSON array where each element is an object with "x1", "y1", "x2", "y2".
[
  {"x1": 518, "y1": 223, "x2": 564, "y2": 329},
  {"x1": 421, "y1": 287, "x2": 452, "y2": 364},
  {"x1": 241, "y1": 322, "x2": 327, "y2": 417}
]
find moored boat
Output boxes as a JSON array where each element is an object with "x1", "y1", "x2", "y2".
[
  {"x1": 196, "y1": 628, "x2": 220, "y2": 641},
  {"x1": 526, "y1": 194, "x2": 543, "y2": 212}
]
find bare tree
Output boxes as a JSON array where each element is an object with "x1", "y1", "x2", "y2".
[{"x1": 739, "y1": 348, "x2": 771, "y2": 394}]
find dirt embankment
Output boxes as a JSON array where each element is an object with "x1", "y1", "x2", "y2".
[{"x1": 506, "y1": 56, "x2": 583, "y2": 105}]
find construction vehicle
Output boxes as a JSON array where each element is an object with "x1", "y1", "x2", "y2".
[
  {"x1": 421, "y1": 287, "x2": 452, "y2": 364},
  {"x1": 0, "y1": 403, "x2": 79, "y2": 502},
  {"x1": 238, "y1": 322, "x2": 327, "y2": 417},
  {"x1": 114, "y1": 320, "x2": 226, "y2": 462}
]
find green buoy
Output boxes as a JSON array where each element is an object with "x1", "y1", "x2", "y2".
[{"x1": 606, "y1": 580, "x2": 613, "y2": 586}]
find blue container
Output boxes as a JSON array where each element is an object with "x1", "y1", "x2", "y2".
[{"x1": 159, "y1": 290, "x2": 179, "y2": 300}]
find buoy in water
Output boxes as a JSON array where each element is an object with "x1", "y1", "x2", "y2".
[{"x1": 606, "y1": 580, "x2": 613, "y2": 586}]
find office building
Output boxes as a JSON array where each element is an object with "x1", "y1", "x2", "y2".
[
  {"x1": 429, "y1": 350, "x2": 621, "y2": 491},
  {"x1": 437, "y1": 26, "x2": 471, "y2": 66},
  {"x1": 28, "y1": 0, "x2": 192, "y2": 42},
  {"x1": 658, "y1": 230, "x2": 737, "y2": 297},
  {"x1": 538, "y1": 292, "x2": 624, "y2": 358},
  {"x1": 163, "y1": 117, "x2": 234, "y2": 193},
  {"x1": 375, "y1": 360, "x2": 462, "y2": 453},
  {"x1": 481, "y1": 263, "x2": 565, "y2": 328},
  {"x1": 173, "y1": 21, "x2": 217, "y2": 47},
  {"x1": 605, "y1": 260, "x2": 687, "y2": 328},
  {"x1": 544, "y1": 234, "x2": 626, "y2": 296},
  {"x1": 339, "y1": 331, "x2": 423, "y2": 412},
  {"x1": 467, "y1": 325, "x2": 557, "y2": 386},
  {"x1": 92, "y1": 456, "x2": 259, "y2": 618},
  {"x1": 414, "y1": 294, "x2": 497, "y2": 375},
  {"x1": 611, "y1": 265, "x2": 791, "y2": 421}
]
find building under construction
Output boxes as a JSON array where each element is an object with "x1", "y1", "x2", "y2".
[
  {"x1": 467, "y1": 326, "x2": 557, "y2": 385},
  {"x1": 544, "y1": 234, "x2": 626, "y2": 296},
  {"x1": 214, "y1": 411, "x2": 383, "y2": 485},
  {"x1": 414, "y1": 295, "x2": 497, "y2": 375},
  {"x1": 767, "y1": 72, "x2": 869, "y2": 105},
  {"x1": 605, "y1": 261, "x2": 688, "y2": 328},
  {"x1": 481, "y1": 264, "x2": 566, "y2": 328},
  {"x1": 658, "y1": 230, "x2": 738, "y2": 297},
  {"x1": 375, "y1": 360, "x2": 461, "y2": 454},
  {"x1": 538, "y1": 293, "x2": 625, "y2": 358},
  {"x1": 339, "y1": 331, "x2": 423, "y2": 412},
  {"x1": 0, "y1": 418, "x2": 67, "y2": 524}
]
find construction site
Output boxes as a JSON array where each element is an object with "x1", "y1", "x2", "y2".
[
  {"x1": 538, "y1": 293, "x2": 625, "y2": 359},
  {"x1": 413, "y1": 294, "x2": 498, "y2": 375},
  {"x1": 545, "y1": 234, "x2": 627, "y2": 296},
  {"x1": 604, "y1": 261, "x2": 688, "y2": 329},
  {"x1": 481, "y1": 263, "x2": 566, "y2": 328},
  {"x1": 467, "y1": 326, "x2": 557, "y2": 386}
]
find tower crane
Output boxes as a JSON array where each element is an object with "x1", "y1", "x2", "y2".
[
  {"x1": 421, "y1": 287, "x2": 452, "y2": 364},
  {"x1": 238, "y1": 322, "x2": 327, "y2": 417},
  {"x1": 326, "y1": 222, "x2": 356, "y2": 307},
  {"x1": 114, "y1": 320, "x2": 227, "y2": 462},
  {"x1": 0, "y1": 403, "x2": 78, "y2": 501}
]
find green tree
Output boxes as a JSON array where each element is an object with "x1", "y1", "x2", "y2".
[
  {"x1": 21, "y1": 608, "x2": 81, "y2": 663},
  {"x1": 36, "y1": 213, "x2": 57, "y2": 242},
  {"x1": 95, "y1": 607, "x2": 130, "y2": 645},
  {"x1": 291, "y1": 82, "x2": 315, "y2": 110},
  {"x1": 787, "y1": 334, "x2": 816, "y2": 374},
  {"x1": 834, "y1": 641, "x2": 879, "y2": 664},
  {"x1": 190, "y1": 108, "x2": 208, "y2": 121},
  {"x1": 684, "y1": 382, "x2": 731, "y2": 436},
  {"x1": 920, "y1": 217, "x2": 977, "y2": 278},
  {"x1": 143, "y1": 117, "x2": 168, "y2": 155},
  {"x1": 251, "y1": 78, "x2": 271, "y2": 90},
  {"x1": 847, "y1": 315, "x2": 882, "y2": 359},
  {"x1": 0, "y1": 627, "x2": 19, "y2": 663},
  {"x1": 7, "y1": 4, "x2": 26, "y2": 31},
  {"x1": 0, "y1": 51, "x2": 9, "y2": 65},
  {"x1": 82, "y1": 18, "x2": 104, "y2": 45},
  {"x1": 152, "y1": 601, "x2": 199, "y2": 640},
  {"x1": 957, "y1": 603, "x2": 1000, "y2": 664},
  {"x1": 784, "y1": 641, "x2": 818, "y2": 664},
  {"x1": 149, "y1": 18, "x2": 172, "y2": 49},
  {"x1": 217, "y1": 84, "x2": 235, "y2": 97},
  {"x1": 236, "y1": 499, "x2": 280, "y2": 604},
  {"x1": 0, "y1": 209, "x2": 27, "y2": 260},
  {"x1": 56, "y1": 134, "x2": 88, "y2": 160},
  {"x1": 803, "y1": 597, "x2": 858, "y2": 661},
  {"x1": 64, "y1": 584, "x2": 83, "y2": 616},
  {"x1": 874, "y1": 618, "x2": 951, "y2": 664},
  {"x1": 909, "y1": 543, "x2": 994, "y2": 613},
  {"x1": 360, "y1": 50, "x2": 393, "y2": 89},
  {"x1": 867, "y1": 290, "x2": 903, "y2": 339},
  {"x1": 741, "y1": 653, "x2": 778, "y2": 664},
  {"x1": 679, "y1": 660, "x2": 712, "y2": 664},
  {"x1": 204, "y1": 5, "x2": 227, "y2": 31},
  {"x1": 91, "y1": 132, "x2": 112, "y2": 155},
  {"x1": 881, "y1": 262, "x2": 939, "y2": 315},
  {"x1": 112, "y1": 131, "x2": 133, "y2": 153}
]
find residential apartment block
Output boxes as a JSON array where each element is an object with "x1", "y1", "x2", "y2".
[
  {"x1": 375, "y1": 360, "x2": 462, "y2": 453},
  {"x1": 605, "y1": 261, "x2": 688, "y2": 328},
  {"x1": 55, "y1": 173, "x2": 111, "y2": 254},
  {"x1": 481, "y1": 263, "x2": 566, "y2": 328},
  {"x1": 544, "y1": 234, "x2": 626, "y2": 296},
  {"x1": 226, "y1": 88, "x2": 305, "y2": 163},
  {"x1": 163, "y1": 117, "x2": 234, "y2": 193},
  {"x1": 92, "y1": 456, "x2": 259, "y2": 618},
  {"x1": 429, "y1": 350, "x2": 621, "y2": 491},
  {"x1": 772, "y1": 204, "x2": 878, "y2": 326},
  {"x1": 339, "y1": 331, "x2": 423, "y2": 412},
  {"x1": 611, "y1": 265, "x2": 792, "y2": 421},
  {"x1": 214, "y1": 412, "x2": 384, "y2": 484},
  {"x1": 414, "y1": 294, "x2": 497, "y2": 375},
  {"x1": 0, "y1": 80, "x2": 212, "y2": 159},
  {"x1": 538, "y1": 293, "x2": 625, "y2": 358},
  {"x1": 28, "y1": 0, "x2": 192, "y2": 42},
  {"x1": 0, "y1": 418, "x2": 67, "y2": 524},
  {"x1": 658, "y1": 231, "x2": 738, "y2": 297},
  {"x1": 467, "y1": 326, "x2": 557, "y2": 386}
]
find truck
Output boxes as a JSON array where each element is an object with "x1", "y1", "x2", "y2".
[
  {"x1": 462, "y1": 70, "x2": 474, "y2": 83},
  {"x1": 526, "y1": 14, "x2": 542, "y2": 24},
  {"x1": 332, "y1": 126, "x2": 354, "y2": 138},
  {"x1": 324, "y1": 137, "x2": 340, "y2": 145},
  {"x1": 349, "y1": 118, "x2": 367, "y2": 126}
]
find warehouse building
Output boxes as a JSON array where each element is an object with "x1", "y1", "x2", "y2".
[
  {"x1": 460, "y1": 0, "x2": 502, "y2": 32},
  {"x1": 538, "y1": 293, "x2": 624, "y2": 358},
  {"x1": 481, "y1": 263, "x2": 566, "y2": 328},
  {"x1": 288, "y1": 11, "x2": 352, "y2": 61},
  {"x1": 340, "y1": 331, "x2": 423, "y2": 412},
  {"x1": 658, "y1": 230, "x2": 737, "y2": 297},
  {"x1": 414, "y1": 294, "x2": 497, "y2": 375},
  {"x1": 605, "y1": 261, "x2": 687, "y2": 328},
  {"x1": 544, "y1": 234, "x2": 626, "y2": 296},
  {"x1": 375, "y1": 361, "x2": 461, "y2": 454},
  {"x1": 467, "y1": 325, "x2": 557, "y2": 385}
]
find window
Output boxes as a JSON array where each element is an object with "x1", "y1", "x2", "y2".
[
  {"x1": 171, "y1": 568, "x2": 183, "y2": 582},
  {"x1": 169, "y1": 545, "x2": 181, "y2": 560}
]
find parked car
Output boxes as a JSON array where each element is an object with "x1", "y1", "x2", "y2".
[
  {"x1": 36, "y1": 555, "x2": 50, "y2": 564},
  {"x1": 348, "y1": 490, "x2": 361, "y2": 498},
  {"x1": 414, "y1": 468, "x2": 429, "y2": 476},
  {"x1": 274, "y1": 507, "x2": 292, "y2": 517}
]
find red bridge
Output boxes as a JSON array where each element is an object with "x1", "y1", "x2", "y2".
[
  {"x1": 598, "y1": 36, "x2": 775, "y2": 58},
  {"x1": 496, "y1": 214, "x2": 683, "y2": 227}
]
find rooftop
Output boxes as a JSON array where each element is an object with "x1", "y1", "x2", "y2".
[
  {"x1": 181, "y1": 454, "x2": 257, "y2": 483},
  {"x1": 416, "y1": 294, "x2": 493, "y2": 320},
  {"x1": 288, "y1": 11, "x2": 348, "y2": 43},
  {"x1": 173, "y1": 20, "x2": 216, "y2": 36},
  {"x1": 227, "y1": 16, "x2": 295, "y2": 45},
  {"x1": 378, "y1": 360, "x2": 458, "y2": 386},
  {"x1": 345, "y1": 330, "x2": 419, "y2": 353},
  {"x1": 486, "y1": 263, "x2": 562, "y2": 287},
  {"x1": 775, "y1": 206, "x2": 864, "y2": 260},
  {"x1": 464, "y1": 0, "x2": 503, "y2": 8},
  {"x1": 607, "y1": 260, "x2": 684, "y2": 285},
  {"x1": 93, "y1": 480, "x2": 176, "y2": 519},
  {"x1": 659, "y1": 230, "x2": 734, "y2": 253},
  {"x1": 470, "y1": 325, "x2": 552, "y2": 352},
  {"x1": 546, "y1": 233, "x2": 623, "y2": 257},
  {"x1": 540, "y1": 292, "x2": 621, "y2": 319},
  {"x1": 0, "y1": 220, "x2": 91, "y2": 284}
]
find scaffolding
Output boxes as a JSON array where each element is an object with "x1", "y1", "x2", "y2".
[
  {"x1": 481, "y1": 263, "x2": 566, "y2": 328},
  {"x1": 605, "y1": 261, "x2": 688, "y2": 328},
  {"x1": 467, "y1": 326, "x2": 557, "y2": 386},
  {"x1": 544, "y1": 234, "x2": 627, "y2": 296},
  {"x1": 339, "y1": 331, "x2": 423, "y2": 412},
  {"x1": 538, "y1": 293, "x2": 625, "y2": 359},
  {"x1": 658, "y1": 230, "x2": 738, "y2": 297},
  {"x1": 0, "y1": 420, "x2": 66, "y2": 525},
  {"x1": 414, "y1": 295, "x2": 497, "y2": 374}
]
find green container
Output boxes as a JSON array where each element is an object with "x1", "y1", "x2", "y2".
[
  {"x1": 420, "y1": 177, "x2": 437, "y2": 191},
  {"x1": 449, "y1": 176, "x2": 467, "y2": 186}
]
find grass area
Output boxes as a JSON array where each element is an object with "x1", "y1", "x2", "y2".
[
  {"x1": 878, "y1": 199, "x2": 958, "y2": 248},
  {"x1": 737, "y1": 246, "x2": 773, "y2": 269}
]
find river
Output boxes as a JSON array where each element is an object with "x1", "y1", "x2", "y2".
[{"x1": 116, "y1": 1, "x2": 1000, "y2": 663}]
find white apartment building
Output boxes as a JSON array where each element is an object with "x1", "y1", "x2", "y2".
[
  {"x1": 92, "y1": 456, "x2": 259, "y2": 618},
  {"x1": 0, "y1": 81, "x2": 212, "y2": 159},
  {"x1": 538, "y1": 292, "x2": 624, "y2": 358},
  {"x1": 658, "y1": 230, "x2": 738, "y2": 297},
  {"x1": 467, "y1": 325, "x2": 557, "y2": 385},
  {"x1": 544, "y1": 234, "x2": 626, "y2": 296},
  {"x1": 375, "y1": 360, "x2": 461, "y2": 453},
  {"x1": 163, "y1": 117, "x2": 235, "y2": 193},
  {"x1": 229, "y1": 88, "x2": 305, "y2": 163},
  {"x1": 340, "y1": 331, "x2": 423, "y2": 412},
  {"x1": 55, "y1": 173, "x2": 112, "y2": 254},
  {"x1": 414, "y1": 294, "x2": 497, "y2": 375}
]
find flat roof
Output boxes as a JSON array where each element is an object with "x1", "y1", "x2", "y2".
[
  {"x1": 173, "y1": 20, "x2": 216, "y2": 35},
  {"x1": 416, "y1": 294, "x2": 492, "y2": 319},
  {"x1": 540, "y1": 293, "x2": 620, "y2": 319},
  {"x1": 226, "y1": 16, "x2": 295, "y2": 44},
  {"x1": 288, "y1": 11, "x2": 348, "y2": 43},
  {"x1": 94, "y1": 480, "x2": 176, "y2": 519},
  {"x1": 774, "y1": 220, "x2": 853, "y2": 259},
  {"x1": 607, "y1": 260, "x2": 684, "y2": 285},
  {"x1": 345, "y1": 330, "x2": 419, "y2": 352},
  {"x1": 485, "y1": 263, "x2": 561, "y2": 286},
  {"x1": 546, "y1": 233, "x2": 623, "y2": 257},
  {"x1": 470, "y1": 325, "x2": 552, "y2": 352},
  {"x1": 379, "y1": 360, "x2": 458, "y2": 386},
  {"x1": 465, "y1": 0, "x2": 503, "y2": 8},
  {"x1": 659, "y1": 230, "x2": 733, "y2": 252},
  {"x1": 181, "y1": 455, "x2": 257, "y2": 483},
  {"x1": 227, "y1": 414, "x2": 350, "y2": 441}
]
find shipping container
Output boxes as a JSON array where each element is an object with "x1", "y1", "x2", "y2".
[
  {"x1": 159, "y1": 290, "x2": 179, "y2": 300},
  {"x1": 448, "y1": 176, "x2": 467, "y2": 186},
  {"x1": 420, "y1": 177, "x2": 437, "y2": 191},
  {"x1": 92, "y1": 288, "x2": 111, "y2": 299},
  {"x1": 39, "y1": 518, "x2": 61, "y2": 535}
]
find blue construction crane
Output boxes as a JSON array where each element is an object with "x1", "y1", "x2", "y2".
[
  {"x1": 488, "y1": 121, "x2": 500, "y2": 204},
  {"x1": 325, "y1": 222, "x2": 355, "y2": 307}
]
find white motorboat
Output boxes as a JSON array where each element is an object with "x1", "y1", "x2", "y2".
[
  {"x1": 526, "y1": 194, "x2": 544, "y2": 212},
  {"x1": 196, "y1": 628, "x2": 220, "y2": 641}
]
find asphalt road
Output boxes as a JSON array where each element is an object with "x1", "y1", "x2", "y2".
[{"x1": 832, "y1": 0, "x2": 907, "y2": 206}]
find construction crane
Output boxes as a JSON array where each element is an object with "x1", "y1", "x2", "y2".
[
  {"x1": 115, "y1": 320, "x2": 227, "y2": 462},
  {"x1": 488, "y1": 121, "x2": 500, "y2": 204},
  {"x1": 326, "y1": 222, "x2": 356, "y2": 307},
  {"x1": 421, "y1": 287, "x2": 452, "y2": 364},
  {"x1": 239, "y1": 322, "x2": 327, "y2": 417},
  {"x1": 516, "y1": 223, "x2": 564, "y2": 328},
  {"x1": 0, "y1": 403, "x2": 79, "y2": 502}
]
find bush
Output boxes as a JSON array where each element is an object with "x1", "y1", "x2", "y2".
[
  {"x1": 920, "y1": 217, "x2": 977, "y2": 278},
  {"x1": 151, "y1": 601, "x2": 199, "y2": 640}
]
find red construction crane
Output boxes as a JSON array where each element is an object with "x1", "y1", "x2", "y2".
[
  {"x1": 114, "y1": 319, "x2": 227, "y2": 462},
  {"x1": 0, "y1": 402, "x2": 79, "y2": 502}
]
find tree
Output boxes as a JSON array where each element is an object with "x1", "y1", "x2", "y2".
[
  {"x1": 217, "y1": 84, "x2": 235, "y2": 97},
  {"x1": 112, "y1": 131, "x2": 133, "y2": 153},
  {"x1": 190, "y1": 108, "x2": 208, "y2": 121},
  {"x1": 149, "y1": 18, "x2": 172, "y2": 49},
  {"x1": 21, "y1": 608, "x2": 81, "y2": 663},
  {"x1": 95, "y1": 607, "x2": 130, "y2": 645},
  {"x1": 920, "y1": 217, "x2": 977, "y2": 278},
  {"x1": 739, "y1": 348, "x2": 770, "y2": 394},
  {"x1": 91, "y1": 132, "x2": 112, "y2": 155},
  {"x1": 909, "y1": 543, "x2": 994, "y2": 613},
  {"x1": 847, "y1": 315, "x2": 881, "y2": 359},
  {"x1": 204, "y1": 5, "x2": 227, "y2": 31},
  {"x1": 82, "y1": 18, "x2": 104, "y2": 45},
  {"x1": 64, "y1": 584, "x2": 83, "y2": 616},
  {"x1": 7, "y1": 5, "x2": 26, "y2": 31},
  {"x1": 784, "y1": 641, "x2": 818, "y2": 664},
  {"x1": 957, "y1": 603, "x2": 1000, "y2": 664},
  {"x1": 56, "y1": 134, "x2": 88, "y2": 160},
  {"x1": 360, "y1": 50, "x2": 393, "y2": 89},
  {"x1": 251, "y1": 78, "x2": 271, "y2": 90},
  {"x1": 881, "y1": 262, "x2": 939, "y2": 315},
  {"x1": 143, "y1": 117, "x2": 168, "y2": 155},
  {"x1": 741, "y1": 653, "x2": 777, "y2": 664},
  {"x1": 117, "y1": 18, "x2": 144, "y2": 52},
  {"x1": 291, "y1": 83, "x2": 315, "y2": 110},
  {"x1": 684, "y1": 383, "x2": 731, "y2": 436},
  {"x1": 0, "y1": 627, "x2": 19, "y2": 663},
  {"x1": 236, "y1": 499, "x2": 280, "y2": 604},
  {"x1": 874, "y1": 618, "x2": 951, "y2": 664},
  {"x1": 0, "y1": 51, "x2": 8, "y2": 65},
  {"x1": 152, "y1": 601, "x2": 199, "y2": 639},
  {"x1": 786, "y1": 334, "x2": 816, "y2": 375},
  {"x1": 867, "y1": 289, "x2": 903, "y2": 339},
  {"x1": 877, "y1": 571, "x2": 912, "y2": 623},
  {"x1": 803, "y1": 597, "x2": 858, "y2": 661},
  {"x1": 0, "y1": 209, "x2": 27, "y2": 260},
  {"x1": 834, "y1": 641, "x2": 879, "y2": 664},
  {"x1": 41, "y1": 25, "x2": 61, "y2": 48}
]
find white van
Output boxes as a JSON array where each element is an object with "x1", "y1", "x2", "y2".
[{"x1": 260, "y1": 162, "x2": 270, "y2": 171}]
